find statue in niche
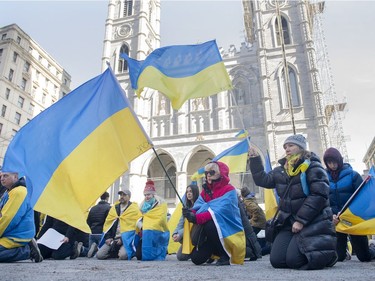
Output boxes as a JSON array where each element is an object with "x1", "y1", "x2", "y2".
[
  {"x1": 159, "y1": 95, "x2": 166, "y2": 115},
  {"x1": 192, "y1": 97, "x2": 206, "y2": 111}
]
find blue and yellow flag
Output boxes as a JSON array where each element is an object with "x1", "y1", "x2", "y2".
[
  {"x1": 263, "y1": 150, "x2": 279, "y2": 220},
  {"x1": 139, "y1": 202, "x2": 170, "y2": 261},
  {"x1": 2, "y1": 68, "x2": 153, "y2": 232},
  {"x1": 167, "y1": 201, "x2": 183, "y2": 254},
  {"x1": 191, "y1": 138, "x2": 249, "y2": 181},
  {"x1": 336, "y1": 167, "x2": 375, "y2": 235},
  {"x1": 192, "y1": 189, "x2": 245, "y2": 264},
  {"x1": 121, "y1": 40, "x2": 232, "y2": 110},
  {"x1": 234, "y1": 129, "x2": 249, "y2": 139}
]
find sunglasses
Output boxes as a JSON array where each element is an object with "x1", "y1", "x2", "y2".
[{"x1": 205, "y1": 170, "x2": 216, "y2": 176}]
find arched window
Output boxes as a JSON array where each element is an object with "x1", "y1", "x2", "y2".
[
  {"x1": 280, "y1": 66, "x2": 301, "y2": 109},
  {"x1": 118, "y1": 44, "x2": 129, "y2": 73},
  {"x1": 275, "y1": 15, "x2": 290, "y2": 46},
  {"x1": 123, "y1": 0, "x2": 133, "y2": 17}
]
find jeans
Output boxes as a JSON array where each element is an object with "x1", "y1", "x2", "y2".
[{"x1": 0, "y1": 244, "x2": 30, "y2": 262}]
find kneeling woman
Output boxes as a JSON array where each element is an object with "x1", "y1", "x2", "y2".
[{"x1": 249, "y1": 134, "x2": 337, "y2": 270}]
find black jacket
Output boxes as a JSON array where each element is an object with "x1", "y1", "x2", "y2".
[
  {"x1": 250, "y1": 153, "x2": 337, "y2": 269},
  {"x1": 37, "y1": 216, "x2": 77, "y2": 244},
  {"x1": 87, "y1": 201, "x2": 111, "y2": 234}
]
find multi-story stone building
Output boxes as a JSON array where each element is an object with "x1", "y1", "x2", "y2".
[
  {"x1": 0, "y1": 24, "x2": 71, "y2": 164},
  {"x1": 101, "y1": 0, "x2": 347, "y2": 206}
]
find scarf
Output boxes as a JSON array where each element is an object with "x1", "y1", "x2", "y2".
[
  {"x1": 285, "y1": 153, "x2": 309, "y2": 177},
  {"x1": 141, "y1": 197, "x2": 156, "y2": 214}
]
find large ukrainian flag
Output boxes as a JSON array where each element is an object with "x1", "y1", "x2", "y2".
[
  {"x1": 192, "y1": 190, "x2": 245, "y2": 264},
  {"x1": 336, "y1": 167, "x2": 375, "y2": 235},
  {"x1": 121, "y1": 40, "x2": 232, "y2": 110},
  {"x1": 2, "y1": 67, "x2": 152, "y2": 232},
  {"x1": 191, "y1": 138, "x2": 249, "y2": 181}
]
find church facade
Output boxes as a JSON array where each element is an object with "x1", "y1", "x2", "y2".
[{"x1": 101, "y1": 0, "x2": 345, "y2": 206}]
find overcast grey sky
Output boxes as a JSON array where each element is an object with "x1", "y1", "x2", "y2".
[{"x1": 1, "y1": 0, "x2": 374, "y2": 173}]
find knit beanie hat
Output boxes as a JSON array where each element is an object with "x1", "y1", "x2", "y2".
[
  {"x1": 241, "y1": 186, "x2": 251, "y2": 198},
  {"x1": 283, "y1": 134, "x2": 307, "y2": 150},
  {"x1": 144, "y1": 180, "x2": 156, "y2": 194},
  {"x1": 323, "y1": 147, "x2": 344, "y2": 170}
]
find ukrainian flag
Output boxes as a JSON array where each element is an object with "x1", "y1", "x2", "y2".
[
  {"x1": 192, "y1": 189, "x2": 245, "y2": 264},
  {"x1": 234, "y1": 129, "x2": 249, "y2": 139},
  {"x1": 2, "y1": 68, "x2": 152, "y2": 233},
  {"x1": 139, "y1": 202, "x2": 170, "y2": 261},
  {"x1": 336, "y1": 167, "x2": 375, "y2": 235},
  {"x1": 101, "y1": 202, "x2": 142, "y2": 259},
  {"x1": 263, "y1": 150, "x2": 279, "y2": 220},
  {"x1": 121, "y1": 40, "x2": 232, "y2": 110},
  {"x1": 191, "y1": 138, "x2": 249, "y2": 181}
]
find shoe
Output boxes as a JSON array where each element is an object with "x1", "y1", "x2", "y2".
[
  {"x1": 70, "y1": 241, "x2": 82, "y2": 259},
  {"x1": 327, "y1": 254, "x2": 338, "y2": 267},
  {"x1": 29, "y1": 238, "x2": 43, "y2": 263},
  {"x1": 87, "y1": 242, "x2": 98, "y2": 258},
  {"x1": 206, "y1": 257, "x2": 215, "y2": 264},
  {"x1": 216, "y1": 256, "x2": 230, "y2": 266}
]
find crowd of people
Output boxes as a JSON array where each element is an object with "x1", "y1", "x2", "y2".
[{"x1": 0, "y1": 134, "x2": 374, "y2": 269}]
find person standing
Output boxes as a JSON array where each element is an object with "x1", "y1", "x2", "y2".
[
  {"x1": 86, "y1": 191, "x2": 111, "y2": 257},
  {"x1": 324, "y1": 147, "x2": 375, "y2": 262},
  {"x1": 0, "y1": 171, "x2": 43, "y2": 262},
  {"x1": 249, "y1": 134, "x2": 337, "y2": 270}
]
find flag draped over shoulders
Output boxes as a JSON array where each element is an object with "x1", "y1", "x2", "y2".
[
  {"x1": 192, "y1": 190, "x2": 245, "y2": 264},
  {"x1": 121, "y1": 40, "x2": 232, "y2": 110},
  {"x1": 2, "y1": 67, "x2": 152, "y2": 233},
  {"x1": 139, "y1": 202, "x2": 170, "y2": 261},
  {"x1": 336, "y1": 167, "x2": 375, "y2": 235}
]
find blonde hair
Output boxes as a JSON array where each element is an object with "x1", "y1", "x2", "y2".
[{"x1": 205, "y1": 162, "x2": 220, "y2": 174}]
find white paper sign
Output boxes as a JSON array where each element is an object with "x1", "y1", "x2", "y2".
[{"x1": 37, "y1": 228, "x2": 65, "y2": 250}]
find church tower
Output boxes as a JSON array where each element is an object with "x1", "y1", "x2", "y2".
[{"x1": 102, "y1": 0, "x2": 346, "y2": 206}]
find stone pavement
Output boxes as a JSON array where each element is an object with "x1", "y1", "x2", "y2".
[{"x1": 1, "y1": 254, "x2": 374, "y2": 281}]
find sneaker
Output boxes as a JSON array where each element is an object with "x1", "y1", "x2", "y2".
[
  {"x1": 216, "y1": 256, "x2": 230, "y2": 266},
  {"x1": 29, "y1": 238, "x2": 43, "y2": 263},
  {"x1": 87, "y1": 242, "x2": 98, "y2": 258},
  {"x1": 70, "y1": 241, "x2": 82, "y2": 260}
]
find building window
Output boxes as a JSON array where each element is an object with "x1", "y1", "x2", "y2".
[
  {"x1": 123, "y1": 0, "x2": 133, "y2": 16},
  {"x1": 18, "y1": 96, "x2": 25, "y2": 108},
  {"x1": 11, "y1": 129, "x2": 18, "y2": 138},
  {"x1": 24, "y1": 61, "x2": 30, "y2": 72},
  {"x1": 0, "y1": 123, "x2": 3, "y2": 136},
  {"x1": 38, "y1": 55, "x2": 42, "y2": 62},
  {"x1": 21, "y1": 78, "x2": 27, "y2": 91},
  {"x1": 0, "y1": 48, "x2": 3, "y2": 57},
  {"x1": 275, "y1": 15, "x2": 290, "y2": 46},
  {"x1": 118, "y1": 44, "x2": 129, "y2": 72},
  {"x1": 42, "y1": 93, "x2": 46, "y2": 104},
  {"x1": 1, "y1": 34, "x2": 6, "y2": 40},
  {"x1": 1, "y1": 105, "x2": 7, "y2": 117},
  {"x1": 5, "y1": 88, "x2": 10, "y2": 99},
  {"x1": 13, "y1": 52, "x2": 18, "y2": 63},
  {"x1": 15, "y1": 112, "x2": 21, "y2": 125},
  {"x1": 17, "y1": 36, "x2": 21, "y2": 44},
  {"x1": 279, "y1": 66, "x2": 301, "y2": 109},
  {"x1": 8, "y1": 69, "x2": 14, "y2": 81},
  {"x1": 29, "y1": 103, "x2": 35, "y2": 113}
]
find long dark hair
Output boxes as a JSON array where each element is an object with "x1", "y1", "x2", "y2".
[{"x1": 185, "y1": 184, "x2": 199, "y2": 208}]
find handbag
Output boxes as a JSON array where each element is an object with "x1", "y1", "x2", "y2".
[{"x1": 265, "y1": 182, "x2": 293, "y2": 243}]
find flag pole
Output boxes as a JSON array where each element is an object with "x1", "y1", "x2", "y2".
[
  {"x1": 152, "y1": 147, "x2": 185, "y2": 207},
  {"x1": 338, "y1": 175, "x2": 371, "y2": 217}
]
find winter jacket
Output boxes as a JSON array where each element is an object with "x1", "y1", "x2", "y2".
[
  {"x1": 87, "y1": 200, "x2": 111, "y2": 234},
  {"x1": 326, "y1": 163, "x2": 363, "y2": 215},
  {"x1": 243, "y1": 195, "x2": 266, "y2": 229},
  {"x1": 250, "y1": 152, "x2": 337, "y2": 269}
]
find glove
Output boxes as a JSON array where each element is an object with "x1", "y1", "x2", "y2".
[{"x1": 182, "y1": 208, "x2": 197, "y2": 224}]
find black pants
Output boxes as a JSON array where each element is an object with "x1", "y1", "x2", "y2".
[
  {"x1": 190, "y1": 220, "x2": 228, "y2": 265},
  {"x1": 38, "y1": 242, "x2": 74, "y2": 260},
  {"x1": 270, "y1": 228, "x2": 308, "y2": 269},
  {"x1": 337, "y1": 232, "x2": 374, "y2": 262}
]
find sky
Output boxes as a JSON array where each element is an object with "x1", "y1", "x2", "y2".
[{"x1": 1, "y1": 0, "x2": 374, "y2": 173}]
